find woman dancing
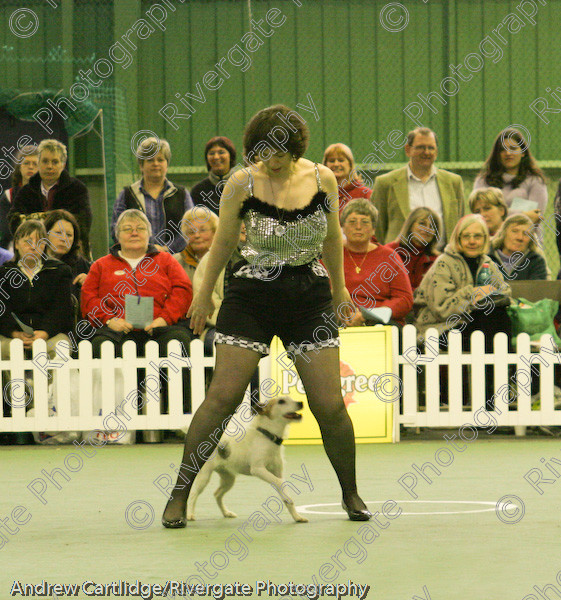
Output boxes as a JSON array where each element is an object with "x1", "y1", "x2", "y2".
[{"x1": 162, "y1": 105, "x2": 371, "y2": 527}]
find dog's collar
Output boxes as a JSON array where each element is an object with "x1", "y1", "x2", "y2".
[{"x1": 257, "y1": 427, "x2": 284, "y2": 446}]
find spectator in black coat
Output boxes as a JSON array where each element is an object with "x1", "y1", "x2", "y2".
[
  {"x1": 0, "y1": 220, "x2": 73, "y2": 359},
  {"x1": 190, "y1": 136, "x2": 237, "y2": 213},
  {"x1": 43, "y1": 209, "x2": 91, "y2": 303},
  {"x1": 8, "y1": 139, "x2": 92, "y2": 258}
]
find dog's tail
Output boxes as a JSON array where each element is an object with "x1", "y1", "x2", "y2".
[{"x1": 217, "y1": 442, "x2": 230, "y2": 460}]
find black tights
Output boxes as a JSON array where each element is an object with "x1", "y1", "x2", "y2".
[{"x1": 163, "y1": 344, "x2": 366, "y2": 522}]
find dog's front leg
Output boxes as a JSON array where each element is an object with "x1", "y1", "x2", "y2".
[{"x1": 250, "y1": 466, "x2": 308, "y2": 523}]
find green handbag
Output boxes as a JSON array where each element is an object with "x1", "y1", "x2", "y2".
[{"x1": 506, "y1": 297, "x2": 561, "y2": 347}]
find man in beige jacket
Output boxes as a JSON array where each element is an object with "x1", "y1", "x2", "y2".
[{"x1": 372, "y1": 127, "x2": 465, "y2": 244}]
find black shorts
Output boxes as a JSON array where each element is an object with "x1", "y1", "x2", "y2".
[{"x1": 215, "y1": 263, "x2": 340, "y2": 357}]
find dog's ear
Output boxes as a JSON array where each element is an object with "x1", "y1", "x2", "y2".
[{"x1": 253, "y1": 398, "x2": 276, "y2": 419}]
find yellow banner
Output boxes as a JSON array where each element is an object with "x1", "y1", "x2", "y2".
[{"x1": 270, "y1": 326, "x2": 396, "y2": 444}]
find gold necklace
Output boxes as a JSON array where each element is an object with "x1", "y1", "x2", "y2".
[{"x1": 346, "y1": 247, "x2": 369, "y2": 274}]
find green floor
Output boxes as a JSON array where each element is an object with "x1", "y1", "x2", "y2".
[{"x1": 1, "y1": 436, "x2": 560, "y2": 599}]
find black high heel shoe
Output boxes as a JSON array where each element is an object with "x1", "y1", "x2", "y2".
[
  {"x1": 342, "y1": 500, "x2": 372, "y2": 521},
  {"x1": 162, "y1": 515, "x2": 186, "y2": 529},
  {"x1": 162, "y1": 501, "x2": 187, "y2": 529}
]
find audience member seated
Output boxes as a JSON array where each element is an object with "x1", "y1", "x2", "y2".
[
  {"x1": 111, "y1": 137, "x2": 193, "y2": 254},
  {"x1": 323, "y1": 143, "x2": 372, "y2": 213},
  {"x1": 0, "y1": 247, "x2": 13, "y2": 266},
  {"x1": 468, "y1": 187, "x2": 507, "y2": 238},
  {"x1": 44, "y1": 209, "x2": 91, "y2": 304},
  {"x1": 0, "y1": 220, "x2": 73, "y2": 359},
  {"x1": 8, "y1": 139, "x2": 92, "y2": 257},
  {"x1": 414, "y1": 214, "x2": 512, "y2": 352},
  {"x1": 385, "y1": 207, "x2": 442, "y2": 292},
  {"x1": 82, "y1": 209, "x2": 193, "y2": 358},
  {"x1": 175, "y1": 206, "x2": 218, "y2": 281},
  {"x1": 190, "y1": 136, "x2": 237, "y2": 213},
  {"x1": 372, "y1": 127, "x2": 464, "y2": 244},
  {"x1": 473, "y1": 128, "x2": 547, "y2": 225},
  {"x1": 341, "y1": 199, "x2": 413, "y2": 326},
  {"x1": 0, "y1": 145, "x2": 39, "y2": 250},
  {"x1": 193, "y1": 224, "x2": 246, "y2": 353},
  {"x1": 488, "y1": 214, "x2": 548, "y2": 281},
  {"x1": 552, "y1": 178, "x2": 561, "y2": 258}
]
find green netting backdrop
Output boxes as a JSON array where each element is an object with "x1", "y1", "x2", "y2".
[{"x1": 0, "y1": 82, "x2": 133, "y2": 225}]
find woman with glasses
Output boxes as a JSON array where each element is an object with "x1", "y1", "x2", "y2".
[
  {"x1": 81, "y1": 209, "x2": 193, "y2": 357},
  {"x1": 341, "y1": 199, "x2": 413, "y2": 326},
  {"x1": 414, "y1": 214, "x2": 512, "y2": 351},
  {"x1": 174, "y1": 206, "x2": 219, "y2": 281}
]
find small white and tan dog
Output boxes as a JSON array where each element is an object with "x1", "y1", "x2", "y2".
[{"x1": 187, "y1": 396, "x2": 308, "y2": 523}]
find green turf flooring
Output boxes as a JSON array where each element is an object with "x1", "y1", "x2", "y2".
[{"x1": 1, "y1": 437, "x2": 560, "y2": 599}]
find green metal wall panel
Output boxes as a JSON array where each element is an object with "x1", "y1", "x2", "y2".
[{"x1": 1, "y1": 0, "x2": 561, "y2": 170}]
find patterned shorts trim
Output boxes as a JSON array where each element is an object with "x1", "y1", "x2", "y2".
[
  {"x1": 285, "y1": 337, "x2": 340, "y2": 358},
  {"x1": 214, "y1": 332, "x2": 271, "y2": 356}
]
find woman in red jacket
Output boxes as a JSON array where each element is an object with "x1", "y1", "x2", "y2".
[
  {"x1": 81, "y1": 209, "x2": 193, "y2": 357},
  {"x1": 385, "y1": 207, "x2": 442, "y2": 292},
  {"x1": 323, "y1": 143, "x2": 372, "y2": 213},
  {"x1": 342, "y1": 199, "x2": 413, "y2": 326}
]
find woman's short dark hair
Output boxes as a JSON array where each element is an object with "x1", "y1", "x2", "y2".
[
  {"x1": 479, "y1": 128, "x2": 545, "y2": 189},
  {"x1": 11, "y1": 145, "x2": 39, "y2": 188},
  {"x1": 243, "y1": 105, "x2": 309, "y2": 164},
  {"x1": 12, "y1": 219, "x2": 47, "y2": 262},
  {"x1": 43, "y1": 209, "x2": 81, "y2": 258},
  {"x1": 204, "y1": 136, "x2": 237, "y2": 171}
]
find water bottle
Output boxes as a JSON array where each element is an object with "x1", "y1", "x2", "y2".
[{"x1": 476, "y1": 262, "x2": 492, "y2": 285}]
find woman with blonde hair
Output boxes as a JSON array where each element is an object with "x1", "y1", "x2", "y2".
[
  {"x1": 489, "y1": 213, "x2": 548, "y2": 280},
  {"x1": 468, "y1": 187, "x2": 508, "y2": 238},
  {"x1": 414, "y1": 214, "x2": 512, "y2": 350},
  {"x1": 323, "y1": 143, "x2": 372, "y2": 212},
  {"x1": 174, "y1": 206, "x2": 219, "y2": 282}
]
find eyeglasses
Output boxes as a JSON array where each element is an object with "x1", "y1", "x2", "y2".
[
  {"x1": 460, "y1": 233, "x2": 484, "y2": 241},
  {"x1": 120, "y1": 225, "x2": 148, "y2": 234},
  {"x1": 411, "y1": 145, "x2": 437, "y2": 152}
]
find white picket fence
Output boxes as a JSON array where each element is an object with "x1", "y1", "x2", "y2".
[
  {"x1": 0, "y1": 338, "x2": 214, "y2": 434},
  {"x1": 395, "y1": 324, "x2": 561, "y2": 429},
  {"x1": 1, "y1": 327, "x2": 561, "y2": 436}
]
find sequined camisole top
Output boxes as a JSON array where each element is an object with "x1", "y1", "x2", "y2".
[{"x1": 236, "y1": 163, "x2": 330, "y2": 275}]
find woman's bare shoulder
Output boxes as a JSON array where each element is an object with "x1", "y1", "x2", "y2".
[
  {"x1": 227, "y1": 166, "x2": 253, "y2": 190},
  {"x1": 313, "y1": 161, "x2": 338, "y2": 187}
]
